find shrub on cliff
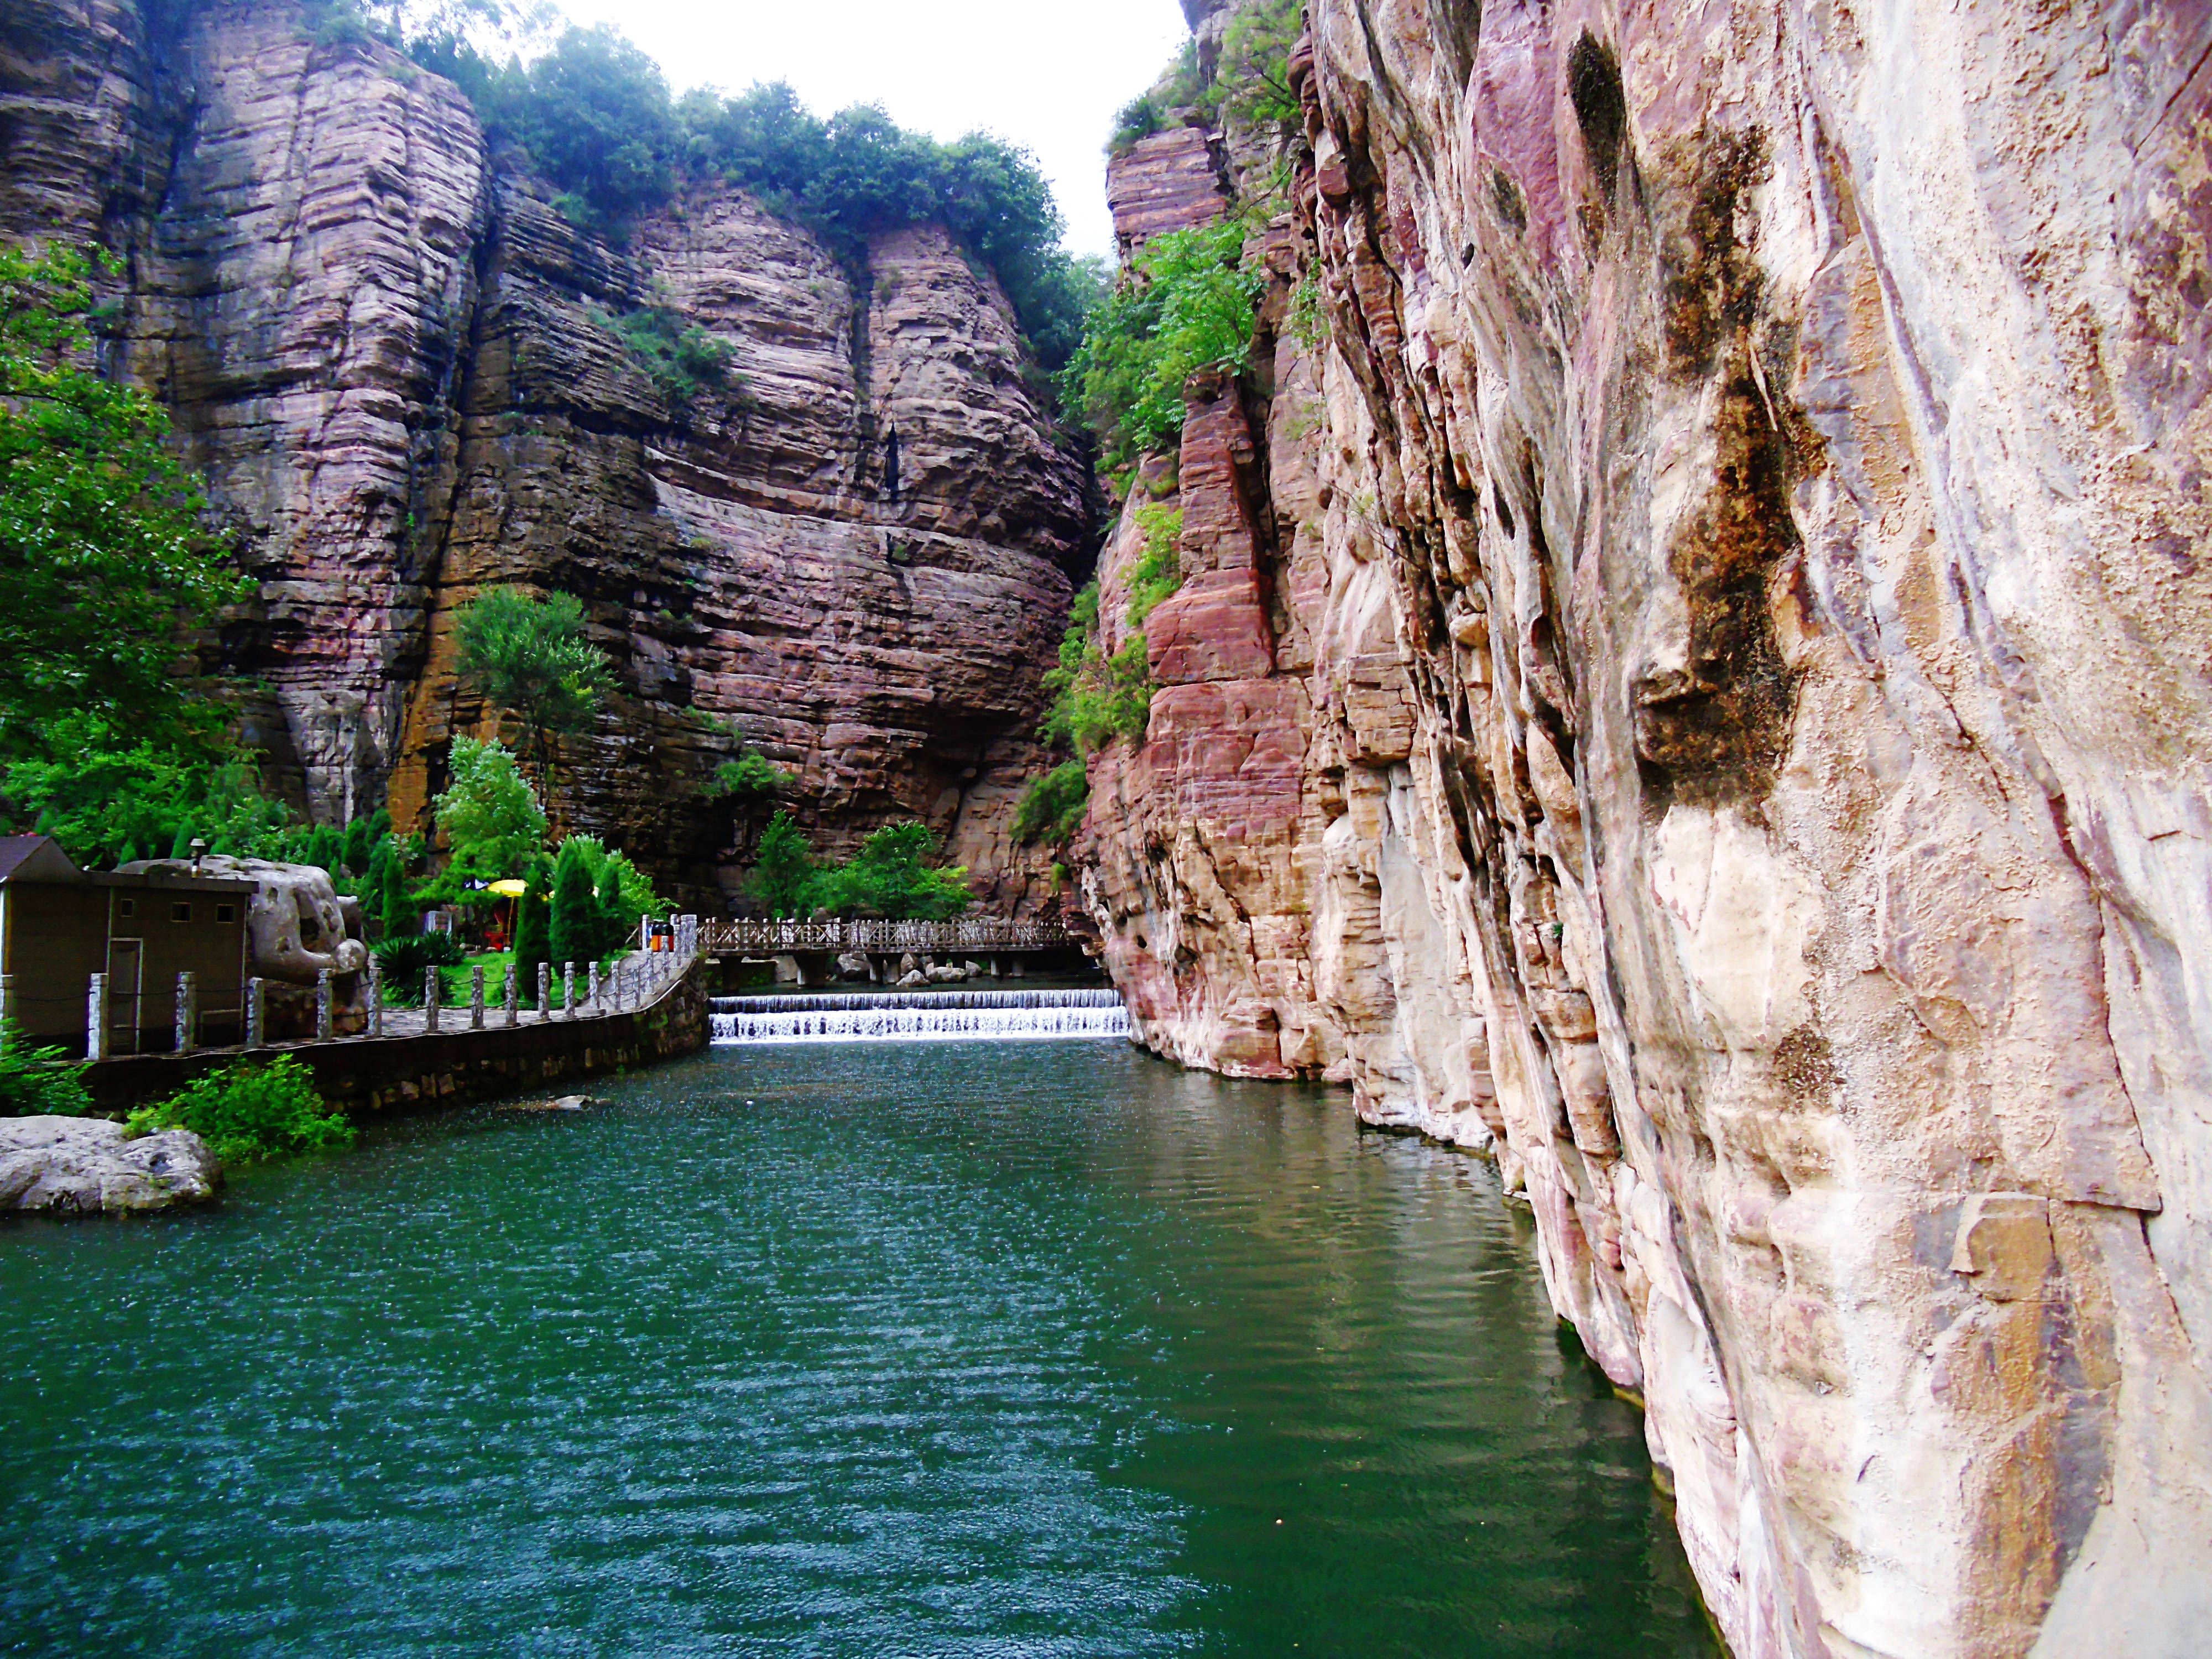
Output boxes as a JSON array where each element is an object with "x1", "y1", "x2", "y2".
[
  {"x1": 1060, "y1": 222, "x2": 1262, "y2": 470},
  {"x1": 1212, "y1": 0, "x2": 1306, "y2": 134},
  {"x1": 1039, "y1": 585, "x2": 1155, "y2": 758},
  {"x1": 127, "y1": 1057, "x2": 354, "y2": 1164},
  {"x1": 1013, "y1": 761, "x2": 1091, "y2": 848},
  {"x1": 1123, "y1": 505, "x2": 1186, "y2": 627},
  {"x1": 603, "y1": 305, "x2": 738, "y2": 405}
]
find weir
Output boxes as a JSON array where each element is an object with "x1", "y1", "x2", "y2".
[{"x1": 711, "y1": 988, "x2": 1130, "y2": 1045}]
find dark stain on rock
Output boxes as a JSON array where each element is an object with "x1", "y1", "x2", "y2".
[
  {"x1": 1493, "y1": 167, "x2": 1528, "y2": 233},
  {"x1": 1568, "y1": 32, "x2": 1629, "y2": 204},
  {"x1": 1635, "y1": 128, "x2": 1805, "y2": 812}
]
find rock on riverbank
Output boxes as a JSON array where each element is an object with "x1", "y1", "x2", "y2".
[{"x1": 0, "y1": 1118, "x2": 220, "y2": 1216}]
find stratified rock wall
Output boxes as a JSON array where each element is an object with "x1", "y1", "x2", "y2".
[
  {"x1": 1080, "y1": 2, "x2": 2212, "y2": 1653},
  {"x1": 0, "y1": 0, "x2": 1085, "y2": 906}
]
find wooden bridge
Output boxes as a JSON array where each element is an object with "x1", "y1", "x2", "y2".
[{"x1": 700, "y1": 917, "x2": 1080, "y2": 957}]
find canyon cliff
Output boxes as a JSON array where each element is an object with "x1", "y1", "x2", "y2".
[
  {"x1": 0, "y1": 0, "x2": 1087, "y2": 907},
  {"x1": 1079, "y1": 2, "x2": 2212, "y2": 1655}
]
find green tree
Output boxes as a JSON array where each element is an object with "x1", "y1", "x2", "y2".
[
  {"x1": 432, "y1": 734, "x2": 546, "y2": 881},
  {"x1": 547, "y1": 837, "x2": 599, "y2": 973},
  {"x1": 0, "y1": 245, "x2": 242, "y2": 768},
  {"x1": 364, "y1": 838, "x2": 417, "y2": 941},
  {"x1": 808, "y1": 821, "x2": 972, "y2": 921},
  {"x1": 512, "y1": 880, "x2": 551, "y2": 999},
  {"x1": 1212, "y1": 0, "x2": 1306, "y2": 133},
  {"x1": 745, "y1": 810, "x2": 816, "y2": 919},
  {"x1": 485, "y1": 24, "x2": 676, "y2": 225},
  {"x1": 3, "y1": 718, "x2": 293, "y2": 867},
  {"x1": 452, "y1": 588, "x2": 612, "y2": 826},
  {"x1": 593, "y1": 862, "x2": 627, "y2": 955}
]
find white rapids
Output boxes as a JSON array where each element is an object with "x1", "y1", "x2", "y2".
[{"x1": 709, "y1": 988, "x2": 1132, "y2": 1046}]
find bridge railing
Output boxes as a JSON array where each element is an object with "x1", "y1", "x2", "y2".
[{"x1": 700, "y1": 917, "x2": 1076, "y2": 956}]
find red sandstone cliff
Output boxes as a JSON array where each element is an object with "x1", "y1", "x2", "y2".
[
  {"x1": 0, "y1": 0, "x2": 1086, "y2": 908},
  {"x1": 1078, "y1": 2, "x2": 2212, "y2": 1653}
]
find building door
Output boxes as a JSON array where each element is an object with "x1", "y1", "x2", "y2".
[{"x1": 106, "y1": 938, "x2": 142, "y2": 1057}]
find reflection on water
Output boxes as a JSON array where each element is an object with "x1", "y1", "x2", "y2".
[{"x1": 0, "y1": 1042, "x2": 1715, "y2": 1657}]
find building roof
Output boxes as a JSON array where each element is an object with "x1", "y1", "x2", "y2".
[{"x1": 0, "y1": 836, "x2": 86, "y2": 885}]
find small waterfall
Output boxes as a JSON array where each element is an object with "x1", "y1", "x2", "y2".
[{"x1": 710, "y1": 988, "x2": 1131, "y2": 1045}]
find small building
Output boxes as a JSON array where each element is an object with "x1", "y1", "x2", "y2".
[{"x1": 0, "y1": 836, "x2": 254, "y2": 1056}]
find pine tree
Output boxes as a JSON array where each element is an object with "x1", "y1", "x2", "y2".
[
  {"x1": 548, "y1": 839, "x2": 598, "y2": 975},
  {"x1": 371, "y1": 842, "x2": 416, "y2": 941},
  {"x1": 594, "y1": 863, "x2": 626, "y2": 955},
  {"x1": 513, "y1": 886, "x2": 551, "y2": 999}
]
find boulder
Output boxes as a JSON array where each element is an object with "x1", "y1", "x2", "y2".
[
  {"x1": 0, "y1": 1118, "x2": 220, "y2": 1215},
  {"x1": 836, "y1": 952, "x2": 874, "y2": 982}
]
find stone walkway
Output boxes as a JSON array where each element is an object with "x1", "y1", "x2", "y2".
[{"x1": 356, "y1": 950, "x2": 684, "y2": 1041}]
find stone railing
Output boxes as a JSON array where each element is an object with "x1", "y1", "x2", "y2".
[
  {"x1": 69, "y1": 916, "x2": 704, "y2": 1061},
  {"x1": 700, "y1": 917, "x2": 1076, "y2": 956}
]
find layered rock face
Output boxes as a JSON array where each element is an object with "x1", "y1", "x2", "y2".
[
  {"x1": 1081, "y1": 2, "x2": 2212, "y2": 1653},
  {"x1": 0, "y1": 0, "x2": 1084, "y2": 906}
]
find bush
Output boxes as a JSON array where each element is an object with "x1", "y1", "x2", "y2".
[
  {"x1": 1039, "y1": 585, "x2": 1154, "y2": 758},
  {"x1": 1013, "y1": 760, "x2": 1091, "y2": 847},
  {"x1": 743, "y1": 814, "x2": 972, "y2": 920},
  {"x1": 513, "y1": 884, "x2": 551, "y2": 1000},
  {"x1": 1124, "y1": 504, "x2": 1185, "y2": 627},
  {"x1": 1059, "y1": 221, "x2": 1262, "y2": 469},
  {"x1": 0, "y1": 1023, "x2": 92, "y2": 1118},
  {"x1": 373, "y1": 932, "x2": 468, "y2": 1005},
  {"x1": 604, "y1": 305, "x2": 738, "y2": 405},
  {"x1": 127, "y1": 1057, "x2": 354, "y2": 1164}
]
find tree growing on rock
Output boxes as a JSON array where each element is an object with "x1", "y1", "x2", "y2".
[{"x1": 452, "y1": 588, "x2": 611, "y2": 830}]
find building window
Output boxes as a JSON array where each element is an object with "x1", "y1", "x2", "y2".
[
  {"x1": 118, "y1": 899, "x2": 135, "y2": 919},
  {"x1": 216, "y1": 904, "x2": 236, "y2": 924},
  {"x1": 171, "y1": 902, "x2": 192, "y2": 923}
]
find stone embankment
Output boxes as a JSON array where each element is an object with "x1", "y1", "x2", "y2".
[
  {"x1": 84, "y1": 956, "x2": 711, "y2": 1119},
  {"x1": 1077, "y1": 2, "x2": 2212, "y2": 1655}
]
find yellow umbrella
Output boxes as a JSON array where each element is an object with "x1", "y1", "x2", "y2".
[{"x1": 488, "y1": 879, "x2": 528, "y2": 898}]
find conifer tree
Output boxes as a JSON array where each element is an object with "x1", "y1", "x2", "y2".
[
  {"x1": 548, "y1": 839, "x2": 598, "y2": 975},
  {"x1": 513, "y1": 886, "x2": 551, "y2": 1000}
]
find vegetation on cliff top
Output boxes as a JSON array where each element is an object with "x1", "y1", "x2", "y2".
[
  {"x1": 370, "y1": 8, "x2": 1101, "y2": 374},
  {"x1": 1109, "y1": 0, "x2": 1305, "y2": 155}
]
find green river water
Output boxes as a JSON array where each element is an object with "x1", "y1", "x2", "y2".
[{"x1": 2, "y1": 1041, "x2": 1717, "y2": 1656}]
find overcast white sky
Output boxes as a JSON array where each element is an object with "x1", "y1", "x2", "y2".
[{"x1": 549, "y1": 0, "x2": 1192, "y2": 259}]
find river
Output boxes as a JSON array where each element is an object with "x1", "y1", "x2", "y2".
[{"x1": 2, "y1": 1039, "x2": 1717, "y2": 1656}]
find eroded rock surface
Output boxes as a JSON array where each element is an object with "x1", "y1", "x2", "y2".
[
  {"x1": 0, "y1": 1118, "x2": 220, "y2": 1214},
  {"x1": 1078, "y1": 2, "x2": 2212, "y2": 1653},
  {"x1": 0, "y1": 0, "x2": 1084, "y2": 909}
]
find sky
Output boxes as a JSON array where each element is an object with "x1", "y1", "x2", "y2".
[{"x1": 549, "y1": 0, "x2": 1194, "y2": 259}]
